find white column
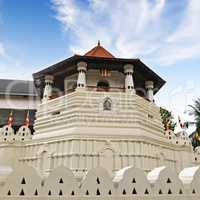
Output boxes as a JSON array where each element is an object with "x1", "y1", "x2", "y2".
[
  {"x1": 77, "y1": 61, "x2": 87, "y2": 90},
  {"x1": 124, "y1": 64, "x2": 135, "y2": 93},
  {"x1": 42, "y1": 75, "x2": 54, "y2": 103},
  {"x1": 145, "y1": 81, "x2": 154, "y2": 102}
]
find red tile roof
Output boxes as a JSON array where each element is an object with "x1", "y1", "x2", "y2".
[{"x1": 84, "y1": 41, "x2": 115, "y2": 58}]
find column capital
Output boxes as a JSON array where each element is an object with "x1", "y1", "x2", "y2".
[
  {"x1": 77, "y1": 61, "x2": 87, "y2": 71},
  {"x1": 145, "y1": 81, "x2": 154, "y2": 102},
  {"x1": 124, "y1": 64, "x2": 134, "y2": 74},
  {"x1": 44, "y1": 75, "x2": 54, "y2": 83},
  {"x1": 145, "y1": 80, "x2": 154, "y2": 90}
]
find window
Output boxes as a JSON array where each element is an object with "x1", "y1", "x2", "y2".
[
  {"x1": 97, "y1": 80, "x2": 109, "y2": 91},
  {"x1": 103, "y1": 98, "x2": 112, "y2": 111}
]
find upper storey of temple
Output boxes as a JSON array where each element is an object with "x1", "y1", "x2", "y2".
[
  {"x1": 32, "y1": 42, "x2": 168, "y2": 140},
  {"x1": 33, "y1": 42, "x2": 165, "y2": 102}
]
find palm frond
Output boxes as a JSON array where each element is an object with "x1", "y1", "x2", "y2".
[{"x1": 189, "y1": 100, "x2": 200, "y2": 125}]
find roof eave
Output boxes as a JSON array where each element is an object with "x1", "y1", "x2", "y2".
[
  {"x1": 33, "y1": 55, "x2": 80, "y2": 79},
  {"x1": 32, "y1": 55, "x2": 166, "y2": 94},
  {"x1": 0, "y1": 93, "x2": 38, "y2": 97}
]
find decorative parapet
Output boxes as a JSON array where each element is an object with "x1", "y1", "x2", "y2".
[
  {"x1": 0, "y1": 125, "x2": 32, "y2": 143},
  {"x1": 1, "y1": 164, "x2": 200, "y2": 199},
  {"x1": 113, "y1": 166, "x2": 151, "y2": 195},
  {"x1": 165, "y1": 130, "x2": 191, "y2": 146},
  {"x1": 179, "y1": 166, "x2": 200, "y2": 194},
  {"x1": 147, "y1": 166, "x2": 185, "y2": 195}
]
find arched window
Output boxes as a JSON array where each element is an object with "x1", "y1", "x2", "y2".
[
  {"x1": 97, "y1": 80, "x2": 109, "y2": 91},
  {"x1": 103, "y1": 98, "x2": 112, "y2": 111}
]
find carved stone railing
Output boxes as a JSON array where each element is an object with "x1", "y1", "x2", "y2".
[{"x1": 0, "y1": 164, "x2": 200, "y2": 199}]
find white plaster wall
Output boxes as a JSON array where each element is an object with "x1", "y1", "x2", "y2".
[
  {"x1": 86, "y1": 69, "x2": 124, "y2": 88},
  {"x1": 33, "y1": 90, "x2": 164, "y2": 137},
  {"x1": 64, "y1": 74, "x2": 78, "y2": 92},
  {"x1": 0, "y1": 144, "x2": 21, "y2": 167},
  {"x1": 18, "y1": 137, "x2": 198, "y2": 178}
]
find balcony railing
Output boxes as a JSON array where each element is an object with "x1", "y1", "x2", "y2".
[
  {"x1": 87, "y1": 85, "x2": 125, "y2": 92},
  {"x1": 49, "y1": 86, "x2": 150, "y2": 102},
  {"x1": 49, "y1": 86, "x2": 124, "y2": 100}
]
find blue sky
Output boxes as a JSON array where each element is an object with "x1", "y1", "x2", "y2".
[{"x1": 0, "y1": 0, "x2": 200, "y2": 130}]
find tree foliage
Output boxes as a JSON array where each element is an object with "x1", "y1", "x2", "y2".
[
  {"x1": 189, "y1": 98, "x2": 200, "y2": 148},
  {"x1": 190, "y1": 98, "x2": 200, "y2": 132},
  {"x1": 160, "y1": 107, "x2": 176, "y2": 131}
]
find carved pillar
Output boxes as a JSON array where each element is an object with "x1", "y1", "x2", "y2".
[
  {"x1": 145, "y1": 81, "x2": 154, "y2": 102},
  {"x1": 42, "y1": 75, "x2": 54, "y2": 103},
  {"x1": 124, "y1": 64, "x2": 135, "y2": 93},
  {"x1": 77, "y1": 61, "x2": 87, "y2": 89}
]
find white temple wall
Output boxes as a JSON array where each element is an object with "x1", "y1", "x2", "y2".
[
  {"x1": 0, "y1": 144, "x2": 21, "y2": 166},
  {"x1": 17, "y1": 137, "x2": 199, "y2": 178},
  {"x1": 33, "y1": 91, "x2": 165, "y2": 137}
]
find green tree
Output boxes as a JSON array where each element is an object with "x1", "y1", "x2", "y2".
[
  {"x1": 190, "y1": 98, "x2": 200, "y2": 132},
  {"x1": 160, "y1": 107, "x2": 176, "y2": 131},
  {"x1": 189, "y1": 98, "x2": 200, "y2": 148}
]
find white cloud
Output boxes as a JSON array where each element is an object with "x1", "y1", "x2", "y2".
[
  {"x1": 154, "y1": 0, "x2": 200, "y2": 65},
  {"x1": 51, "y1": 0, "x2": 200, "y2": 65}
]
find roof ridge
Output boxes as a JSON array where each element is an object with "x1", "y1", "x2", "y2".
[
  {"x1": 0, "y1": 78, "x2": 34, "y2": 82},
  {"x1": 84, "y1": 43, "x2": 115, "y2": 58}
]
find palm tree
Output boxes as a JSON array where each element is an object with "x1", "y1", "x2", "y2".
[{"x1": 189, "y1": 98, "x2": 200, "y2": 148}]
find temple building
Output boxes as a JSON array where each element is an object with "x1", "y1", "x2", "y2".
[{"x1": 0, "y1": 42, "x2": 199, "y2": 182}]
